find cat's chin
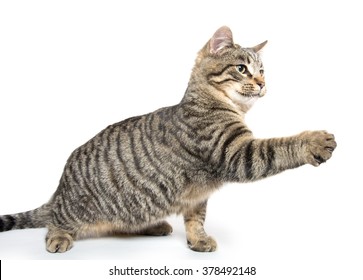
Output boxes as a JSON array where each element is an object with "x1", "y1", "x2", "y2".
[
  {"x1": 239, "y1": 95, "x2": 259, "y2": 108},
  {"x1": 226, "y1": 89, "x2": 260, "y2": 110}
]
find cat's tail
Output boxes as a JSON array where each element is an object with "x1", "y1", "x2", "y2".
[{"x1": 0, "y1": 204, "x2": 50, "y2": 232}]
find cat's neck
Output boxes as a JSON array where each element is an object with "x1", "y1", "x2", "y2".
[{"x1": 182, "y1": 81, "x2": 250, "y2": 118}]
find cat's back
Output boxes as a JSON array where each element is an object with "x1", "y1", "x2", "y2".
[{"x1": 63, "y1": 105, "x2": 177, "y2": 172}]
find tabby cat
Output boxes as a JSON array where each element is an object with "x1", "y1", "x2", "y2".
[{"x1": 0, "y1": 26, "x2": 336, "y2": 253}]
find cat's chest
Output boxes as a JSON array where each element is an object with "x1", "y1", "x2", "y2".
[{"x1": 174, "y1": 182, "x2": 221, "y2": 211}]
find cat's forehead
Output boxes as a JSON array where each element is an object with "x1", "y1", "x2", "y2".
[{"x1": 231, "y1": 46, "x2": 262, "y2": 65}]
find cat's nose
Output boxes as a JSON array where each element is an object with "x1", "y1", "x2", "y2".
[{"x1": 257, "y1": 82, "x2": 265, "y2": 89}]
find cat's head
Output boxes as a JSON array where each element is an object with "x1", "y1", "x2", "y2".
[{"x1": 193, "y1": 26, "x2": 267, "y2": 112}]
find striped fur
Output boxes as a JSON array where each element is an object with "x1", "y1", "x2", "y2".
[{"x1": 0, "y1": 26, "x2": 336, "y2": 253}]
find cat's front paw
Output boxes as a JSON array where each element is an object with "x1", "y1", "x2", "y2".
[
  {"x1": 300, "y1": 130, "x2": 337, "y2": 166},
  {"x1": 187, "y1": 236, "x2": 217, "y2": 252}
]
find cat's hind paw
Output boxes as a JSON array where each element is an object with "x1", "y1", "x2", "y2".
[
  {"x1": 140, "y1": 221, "x2": 173, "y2": 236},
  {"x1": 46, "y1": 230, "x2": 74, "y2": 253}
]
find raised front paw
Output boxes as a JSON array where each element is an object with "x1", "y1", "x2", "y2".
[{"x1": 300, "y1": 130, "x2": 337, "y2": 166}]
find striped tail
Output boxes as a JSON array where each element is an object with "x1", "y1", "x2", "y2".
[{"x1": 0, "y1": 204, "x2": 50, "y2": 232}]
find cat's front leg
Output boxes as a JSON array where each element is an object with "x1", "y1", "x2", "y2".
[
  {"x1": 183, "y1": 201, "x2": 217, "y2": 252},
  {"x1": 224, "y1": 130, "x2": 336, "y2": 181}
]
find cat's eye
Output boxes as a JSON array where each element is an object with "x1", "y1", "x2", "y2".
[
  {"x1": 236, "y1": 64, "x2": 246, "y2": 74},
  {"x1": 260, "y1": 69, "x2": 264, "y2": 75}
]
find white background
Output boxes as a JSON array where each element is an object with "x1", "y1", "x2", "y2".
[{"x1": 0, "y1": 0, "x2": 362, "y2": 279}]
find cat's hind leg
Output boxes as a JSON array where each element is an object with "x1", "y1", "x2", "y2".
[
  {"x1": 138, "y1": 220, "x2": 173, "y2": 236},
  {"x1": 46, "y1": 225, "x2": 74, "y2": 253},
  {"x1": 75, "y1": 220, "x2": 173, "y2": 238},
  {"x1": 183, "y1": 201, "x2": 217, "y2": 252}
]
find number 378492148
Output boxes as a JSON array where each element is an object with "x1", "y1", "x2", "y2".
[{"x1": 202, "y1": 266, "x2": 256, "y2": 276}]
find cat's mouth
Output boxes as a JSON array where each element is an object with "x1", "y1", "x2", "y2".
[{"x1": 236, "y1": 91, "x2": 261, "y2": 98}]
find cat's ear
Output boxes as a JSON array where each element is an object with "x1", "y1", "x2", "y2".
[
  {"x1": 251, "y1": 40, "x2": 268, "y2": 53},
  {"x1": 209, "y1": 26, "x2": 234, "y2": 54}
]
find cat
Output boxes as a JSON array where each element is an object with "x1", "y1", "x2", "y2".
[{"x1": 0, "y1": 26, "x2": 336, "y2": 253}]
